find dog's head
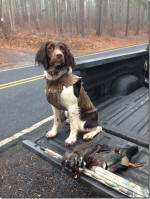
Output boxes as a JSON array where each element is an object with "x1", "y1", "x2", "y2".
[{"x1": 35, "y1": 41, "x2": 76, "y2": 78}]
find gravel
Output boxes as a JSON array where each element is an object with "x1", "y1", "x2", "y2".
[{"x1": 0, "y1": 143, "x2": 102, "y2": 198}]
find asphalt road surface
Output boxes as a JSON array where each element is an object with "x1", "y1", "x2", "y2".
[
  {"x1": 0, "y1": 66, "x2": 50, "y2": 141},
  {"x1": 0, "y1": 65, "x2": 101, "y2": 198}
]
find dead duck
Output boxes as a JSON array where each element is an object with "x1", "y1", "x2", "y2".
[
  {"x1": 85, "y1": 145, "x2": 143, "y2": 172},
  {"x1": 62, "y1": 142, "x2": 109, "y2": 178},
  {"x1": 62, "y1": 143, "x2": 143, "y2": 178}
]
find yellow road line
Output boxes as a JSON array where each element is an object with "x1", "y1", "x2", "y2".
[
  {"x1": 0, "y1": 74, "x2": 44, "y2": 87},
  {"x1": 0, "y1": 75, "x2": 44, "y2": 90},
  {"x1": 0, "y1": 116, "x2": 54, "y2": 148},
  {"x1": 0, "y1": 76, "x2": 44, "y2": 90}
]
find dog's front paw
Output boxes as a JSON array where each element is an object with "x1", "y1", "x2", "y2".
[
  {"x1": 65, "y1": 136, "x2": 77, "y2": 146},
  {"x1": 83, "y1": 133, "x2": 94, "y2": 140},
  {"x1": 83, "y1": 126, "x2": 102, "y2": 140},
  {"x1": 46, "y1": 129, "x2": 58, "y2": 138}
]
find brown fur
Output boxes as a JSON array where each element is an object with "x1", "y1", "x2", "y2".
[
  {"x1": 46, "y1": 73, "x2": 80, "y2": 110},
  {"x1": 79, "y1": 86, "x2": 96, "y2": 113},
  {"x1": 35, "y1": 41, "x2": 76, "y2": 71},
  {"x1": 46, "y1": 73, "x2": 96, "y2": 117}
]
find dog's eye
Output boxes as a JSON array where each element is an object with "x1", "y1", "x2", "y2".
[
  {"x1": 60, "y1": 45, "x2": 65, "y2": 51},
  {"x1": 48, "y1": 44, "x2": 55, "y2": 50}
]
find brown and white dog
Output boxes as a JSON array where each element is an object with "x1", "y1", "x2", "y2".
[{"x1": 35, "y1": 41, "x2": 102, "y2": 145}]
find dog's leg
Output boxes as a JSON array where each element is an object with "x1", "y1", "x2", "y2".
[
  {"x1": 83, "y1": 126, "x2": 102, "y2": 140},
  {"x1": 60, "y1": 85, "x2": 80, "y2": 145},
  {"x1": 65, "y1": 104, "x2": 79, "y2": 145},
  {"x1": 64, "y1": 111, "x2": 70, "y2": 125},
  {"x1": 46, "y1": 106, "x2": 61, "y2": 138}
]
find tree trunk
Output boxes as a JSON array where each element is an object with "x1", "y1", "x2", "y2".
[
  {"x1": 20, "y1": 0, "x2": 28, "y2": 22},
  {"x1": 109, "y1": 0, "x2": 115, "y2": 36},
  {"x1": 51, "y1": 0, "x2": 56, "y2": 33},
  {"x1": 63, "y1": 0, "x2": 67, "y2": 32},
  {"x1": 14, "y1": 0, "x2": 20, "y2": 25},
  {"x1": 57, "y1": 0, "x2": 62, "y2": 34},
  {"x1": 102, "y1": 0, "x2": 109, "y2": 31},
  {"x1": 26, "y1": 0, "x2": 32, "y2": 31},
  {"x1": 59, "y1": 0, "x2": 66, "y2": 35},
  {"x1": 0, "y1": 0, "x2": 7, "y2": 39},
  {"x1": 125, "y1": 0, "x2": 130, "y2": 36},
  {"x1": 79, "y1": 0, "x2": 84, "y2": 37},
  {"x1": 75, "y1": 0, "x2": 79, "y2": 34},
  {"x1": 67, "y1": 0, "x2": 72, "y2": 33},
  {"x1": 135, "y1": 1, "x2": 140, "y2": 35},
  {"x1": 32, "y1": 0, "x2": 40, "y2": 31},
  {"x1": 96, "y1": 0, "x2": 103, "y2": 36}
]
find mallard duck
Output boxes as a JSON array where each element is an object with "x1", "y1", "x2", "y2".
[{"x1": 85, "y1": 146, "x2": 143, "y2": 172}]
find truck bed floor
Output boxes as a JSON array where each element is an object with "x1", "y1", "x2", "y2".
[{"x1": 99, "y1": 87, "x2": 149, "y2": 148}]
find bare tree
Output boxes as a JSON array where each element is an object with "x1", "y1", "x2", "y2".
[
  {"x1": 8, "y1": 0, "x2": 15, "y2": 32},
  {"x1": 135, "y1": 0, "x2": 141, "y2": 35},
  {"x1": 109, "y1": 0, "x2": 115, "y2": 36},
  {"x1": 26, "y1": 0, "x2": 32, "y2": 31},
  {"x1": 74, "y1": 0, "x2": 79, "y2": 34},
  {"x1": 67, "y1": 0, "x2": 72, "y2": 33},
  {"x1": 50, "y1": 0, "x2": 57, "y2": 33},
  {"x1": 125, "y1": 0, "x2": 130, "y2": 36},
  {"x1": 0, "y1": 0, "x2": 7, "y2": 38},
  {"x1": 79, "y1": 0, "x2": 84, "y2": 37},
  {"x1": 96, "y1": 0, "x2": 103, "y2": 36},
  {"x1": 31, "y1": 0, "x2": 41, "y2": 31}
]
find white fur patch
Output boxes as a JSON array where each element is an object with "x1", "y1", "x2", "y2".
[
  {"x1": 60, "y1": 85, "x2": 78, "y2": 107},
  {"x1": 61, "y1": 86, "x2": 80, "y2": 144},
  {"x1": 83, "y1": 126, "x2": 102, "y2": 140},
  {"x1": 68, "y1": 67, "x2": 72, "y2": 74},
  {"x1": 46, "y1": 106, "x2": 61, "y2": 138},
  {"x1": 44, "y1": 70, "x2": 53, "y2": 80}
]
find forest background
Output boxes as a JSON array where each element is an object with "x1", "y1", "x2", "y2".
[{"x1": 0, "y1": 0, "x2": 148, "y2": 55}]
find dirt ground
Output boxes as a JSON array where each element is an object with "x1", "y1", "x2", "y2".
[
  {"x1": 0, "y1": 49, "x2": 35, "y2": 70},
  {"x1": 0, "y1": 30, "x2": 148, "y2": 70},
  {"x1": 0, "y1": 143, "x2": 101, "y2": 198}
]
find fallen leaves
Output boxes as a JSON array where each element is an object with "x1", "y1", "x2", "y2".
[{"x1": 0, "y1": 28, "x2": 148, "y2": 56}]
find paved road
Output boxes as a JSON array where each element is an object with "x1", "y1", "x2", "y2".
[{"x1": 0, "y1": 66, "x2": 52, "y2": 142}]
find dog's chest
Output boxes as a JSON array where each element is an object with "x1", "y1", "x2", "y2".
[
  {"x1": 46, "y1": 89, "x2": 64, "y2": 110},
  {"x1": 46, "y1": 74, "x2": 80, "y2": 110}
]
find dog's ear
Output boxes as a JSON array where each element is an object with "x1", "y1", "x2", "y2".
[
  {"x1": 64, "y1": 44, "x2": 76, "y2": 70},
  {"x1": 35, "y1": 42, "x2": 49, "y2": 70}
]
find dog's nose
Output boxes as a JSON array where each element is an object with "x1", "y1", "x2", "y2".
[{"x1": 56, "y1": 53, "x2": 62, "y2": 59}]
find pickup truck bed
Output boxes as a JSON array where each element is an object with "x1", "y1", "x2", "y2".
[
  {"x1": 23, "y1": 44, "x2": 149, "y2": 197},
  {"x1": 99, "y1": 86, "x2": 148, "y2": 148}
]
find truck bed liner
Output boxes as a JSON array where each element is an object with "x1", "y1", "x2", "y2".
[{"x1": 99, "y1": 87, "x2": 149, "y2": 148}]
